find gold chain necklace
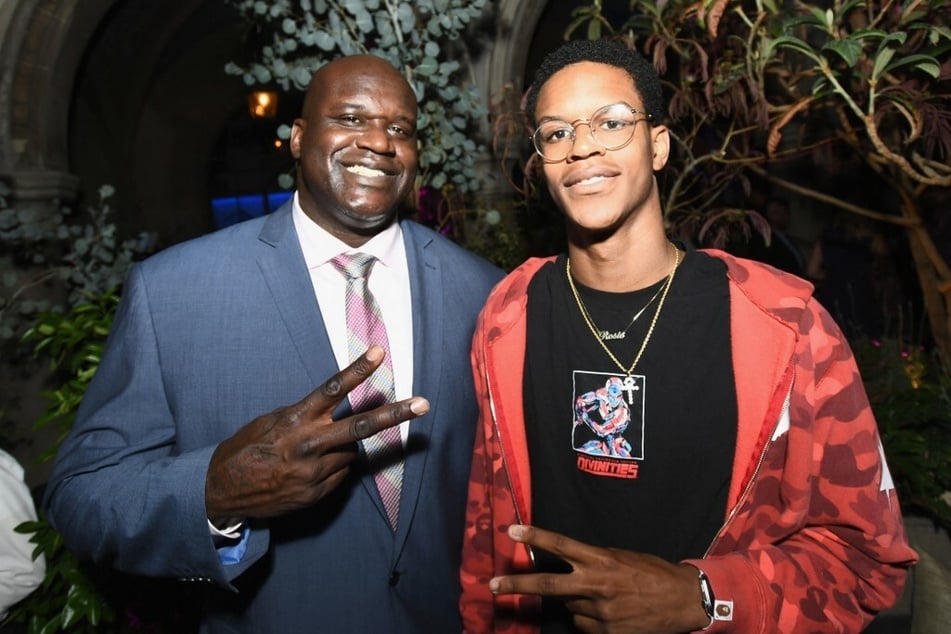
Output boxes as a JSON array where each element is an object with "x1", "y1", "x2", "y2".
[
  {"x1": 572, "y1": 277, "x2": 666, "y2": 341},
  {"x1": 566, "y1": 246, "x2": 682, "y2": 376}
]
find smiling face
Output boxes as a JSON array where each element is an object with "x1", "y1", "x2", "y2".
[
  {"x1": 290, "y1": 56, "x2": 418, "y2": 246},
  {"x1": 534, "y1": 61, "x2": 670, "y2": 240}
]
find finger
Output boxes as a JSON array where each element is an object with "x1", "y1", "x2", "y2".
[
  {"x1": 311, "y1": 397, "x2": 430, "y2": 452},
  {"x1": 296, "y1": 346, "x2": 387, "y2": 417},
  {"x1": 489, "y1": 572, "x2": 580, "y2": 598},
  {"x1": 506, "y1": 524, "x2": 598, "y2": 567}
]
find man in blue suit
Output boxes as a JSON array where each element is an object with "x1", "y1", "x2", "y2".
[{"x1": 43, "y1": 54, "x2": 503, "y2": 632}]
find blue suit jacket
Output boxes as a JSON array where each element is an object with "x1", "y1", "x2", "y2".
[{"x1": 43, "y1": 204, "x2": 503, "y2": 633}]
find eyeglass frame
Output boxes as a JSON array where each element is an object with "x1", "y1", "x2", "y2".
[{"x1": 530, "y1": 102, "x2": 654, "y2": 162}]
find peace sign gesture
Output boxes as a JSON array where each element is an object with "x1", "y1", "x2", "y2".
[
  {"x1": 205, "y1": 346, "x2": 427, "y2": 522},
  {"x1": 489, "y1": 524, "x2": 710, "y2": 634}
]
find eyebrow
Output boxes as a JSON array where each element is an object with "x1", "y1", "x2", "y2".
[
  {"x1": 330, "y1": 102, "x2": 416, "y2": 126},
  {"x1": 535, "y1": 103, "x2": 643, "y2": 124}
]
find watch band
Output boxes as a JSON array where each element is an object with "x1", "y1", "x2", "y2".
[{"x1": 698, "y1": 568, "x2": 715, "y2": 630}]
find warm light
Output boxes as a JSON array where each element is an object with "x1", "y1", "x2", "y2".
[
  {"x1": 273, "y1": 139, "x2": 283, "y2": 148},
  {"x1": 248, "y1": 90, "x2": 278, "y2": 118}
]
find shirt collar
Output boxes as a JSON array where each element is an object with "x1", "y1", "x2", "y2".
[{"x1": 292, "y1": 191, "x2": 403, "y2": 271}]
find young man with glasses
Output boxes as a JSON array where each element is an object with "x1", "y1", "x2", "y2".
[{"x1": 460, "y1": 38, "x2": 916, "y2": 633}]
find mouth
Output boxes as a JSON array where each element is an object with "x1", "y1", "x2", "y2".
[
  {"x1": 564, "y1": 168, "x2": 618, "y2": 189},
  {"x1": 344, "y1": 163, "x2": 395, "y2": 178},
  {"x1": 570, "y1": 174, "x2": 610, "y2": 188}
]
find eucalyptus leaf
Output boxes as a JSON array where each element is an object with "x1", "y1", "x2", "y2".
[
  {"x1": 314, "y1": 29, "x2": 336, "y2": 51},
  {"x1": 416, "y1": 56, "x2": 439, "y2": 76},
  {"x1": 397, "y1": 3, "x2": 416, "y2": 32},
  {"x1": 355, "y1": 10, "x2": 374, "y2": 33},
  {"x1": 292, "y1": 65, "x2": 313, "y2": 87}
]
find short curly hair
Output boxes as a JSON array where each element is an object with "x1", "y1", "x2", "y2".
[{"x1": 525, "y1": 38, "x2": 665, "y2": 127}]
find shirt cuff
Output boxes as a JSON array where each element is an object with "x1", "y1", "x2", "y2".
[
  {"x1": 214, "y1": 524, "x2": 250, "y2": 566},
  {"x1": 208, "y1": 518, "x2": 243, "y2": 540}
]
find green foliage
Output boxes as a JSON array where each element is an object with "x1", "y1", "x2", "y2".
[
  {"x1": 0, "y1": 185, "x2": 152, "y2": 448},
  {"x1": 0, "y1": 185, "x2": 148, "y2": 346},
  {"x1": 2, "y1": 293, "x2": 119, "y2": 633},
  {"x1": 224, "y1": 0, "x2": 492, "y2": 194},
  {"x1": 4, "y1": 516, "x2": 117, "y2": 634},
  {"x1": 565, "y1": 0, "x2": 613, "y2": 41},
  {"x1": 24, "y1": 292, "x2": 120, "y2": 462},
  {"x1": 0, "y1": 185, "x2": 157, "y2": 631},
  {"x1": 852, "y1": 336, "x2": 951, "y2": 532},
  {"x1": 455, "y1": 206, "x2": 526, "y2": 272}
]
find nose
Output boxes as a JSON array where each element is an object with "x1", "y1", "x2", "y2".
[
  {"x1": 356, "y1": 123, "x2": 395, "y2": 154},
  {"x1": 568, "y1": 120, "x2": 603, "y2": 161}
]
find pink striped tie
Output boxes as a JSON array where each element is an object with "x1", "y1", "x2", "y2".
[{"x1": 331, "y1": 253, "x2": 403, "y2": 530}]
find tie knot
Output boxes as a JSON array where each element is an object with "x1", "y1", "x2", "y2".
[{"x1": 331, "y1": 252, "x2": 377, "y2": 280}]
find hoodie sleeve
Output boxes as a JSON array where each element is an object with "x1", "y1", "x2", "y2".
[
  {"x1": 459, "y1": 260, "x2": 547, "y2": 634},
  {"x1": 684, "y1": 296, "x2": 917, "y2": 633},
  {"x1": 460, "y1": 304, "x2": 502, "y2": 633}
]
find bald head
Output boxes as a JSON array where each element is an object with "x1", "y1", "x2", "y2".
[
  {"x1": 290, "y1": 54, "x2": 419, "y2": 246},
  {"x1": 303, "y1": 55, "x2": 417, "y2": 115}
]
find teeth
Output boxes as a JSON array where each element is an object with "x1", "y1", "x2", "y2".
[
  {"x1": 576, "y1": 175, "x2": 606, "y2": 186},
  {"x1": 347, "y1": 165, "x2": 385, "y2": 177}
]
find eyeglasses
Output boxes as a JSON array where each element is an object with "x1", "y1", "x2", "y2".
[{"x1": 531, "y1": 102, "x2": 653, "y2": 162}]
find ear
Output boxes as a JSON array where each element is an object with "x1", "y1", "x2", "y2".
[
  {"x1": 650, "y1": 124, "x2": 670, "y2": 172},
  {"x1": 290, "y1": 118, "x2": 305, "y2": 159}
]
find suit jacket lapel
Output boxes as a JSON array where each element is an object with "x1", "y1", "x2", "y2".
[
  {"x1": 394, "y1": 222, "x2": 442, "y2": 546},
  {"x1": 255, "y1": 205, "x2": 341, "y2": 396}
]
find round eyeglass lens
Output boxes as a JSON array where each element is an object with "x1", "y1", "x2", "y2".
[{"x1": 533, "y1": 103, "x2": 641, "y2": 161}]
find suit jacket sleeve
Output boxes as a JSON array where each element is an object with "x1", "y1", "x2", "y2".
[{"x1": 42, "y1": 264, "x2": 267, "y2": 588}]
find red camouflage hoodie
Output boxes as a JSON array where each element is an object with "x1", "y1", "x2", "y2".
[{"x1": 460, "y1": 250, "x2": 918, "y2": 633}]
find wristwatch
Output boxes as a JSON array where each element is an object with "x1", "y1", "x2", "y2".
[{"x1": 698, "y1": 568, "x2": 715, "y2": 627}]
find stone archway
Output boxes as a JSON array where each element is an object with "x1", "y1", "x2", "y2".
[
  {"x1": 65, "y1": 0, "x2": 250, "y2": 244},
  {"x1": 0, "y1": 0, "x2": 249, "y2": 244},
  {"x1": 484, "y1": 0, "x2": 549, "y2": 98},
  {"x1": 0, "y1": 0, "x2": 117, "y2": 212}
]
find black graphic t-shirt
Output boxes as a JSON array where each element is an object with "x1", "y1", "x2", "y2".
[{"x1": 524, "y1": 249, "x2": 736, "y2": 632}]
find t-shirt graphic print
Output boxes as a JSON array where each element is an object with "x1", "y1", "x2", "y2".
[{"x1": 572, "y1": 370, "x2": 644, "y2": 479}]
